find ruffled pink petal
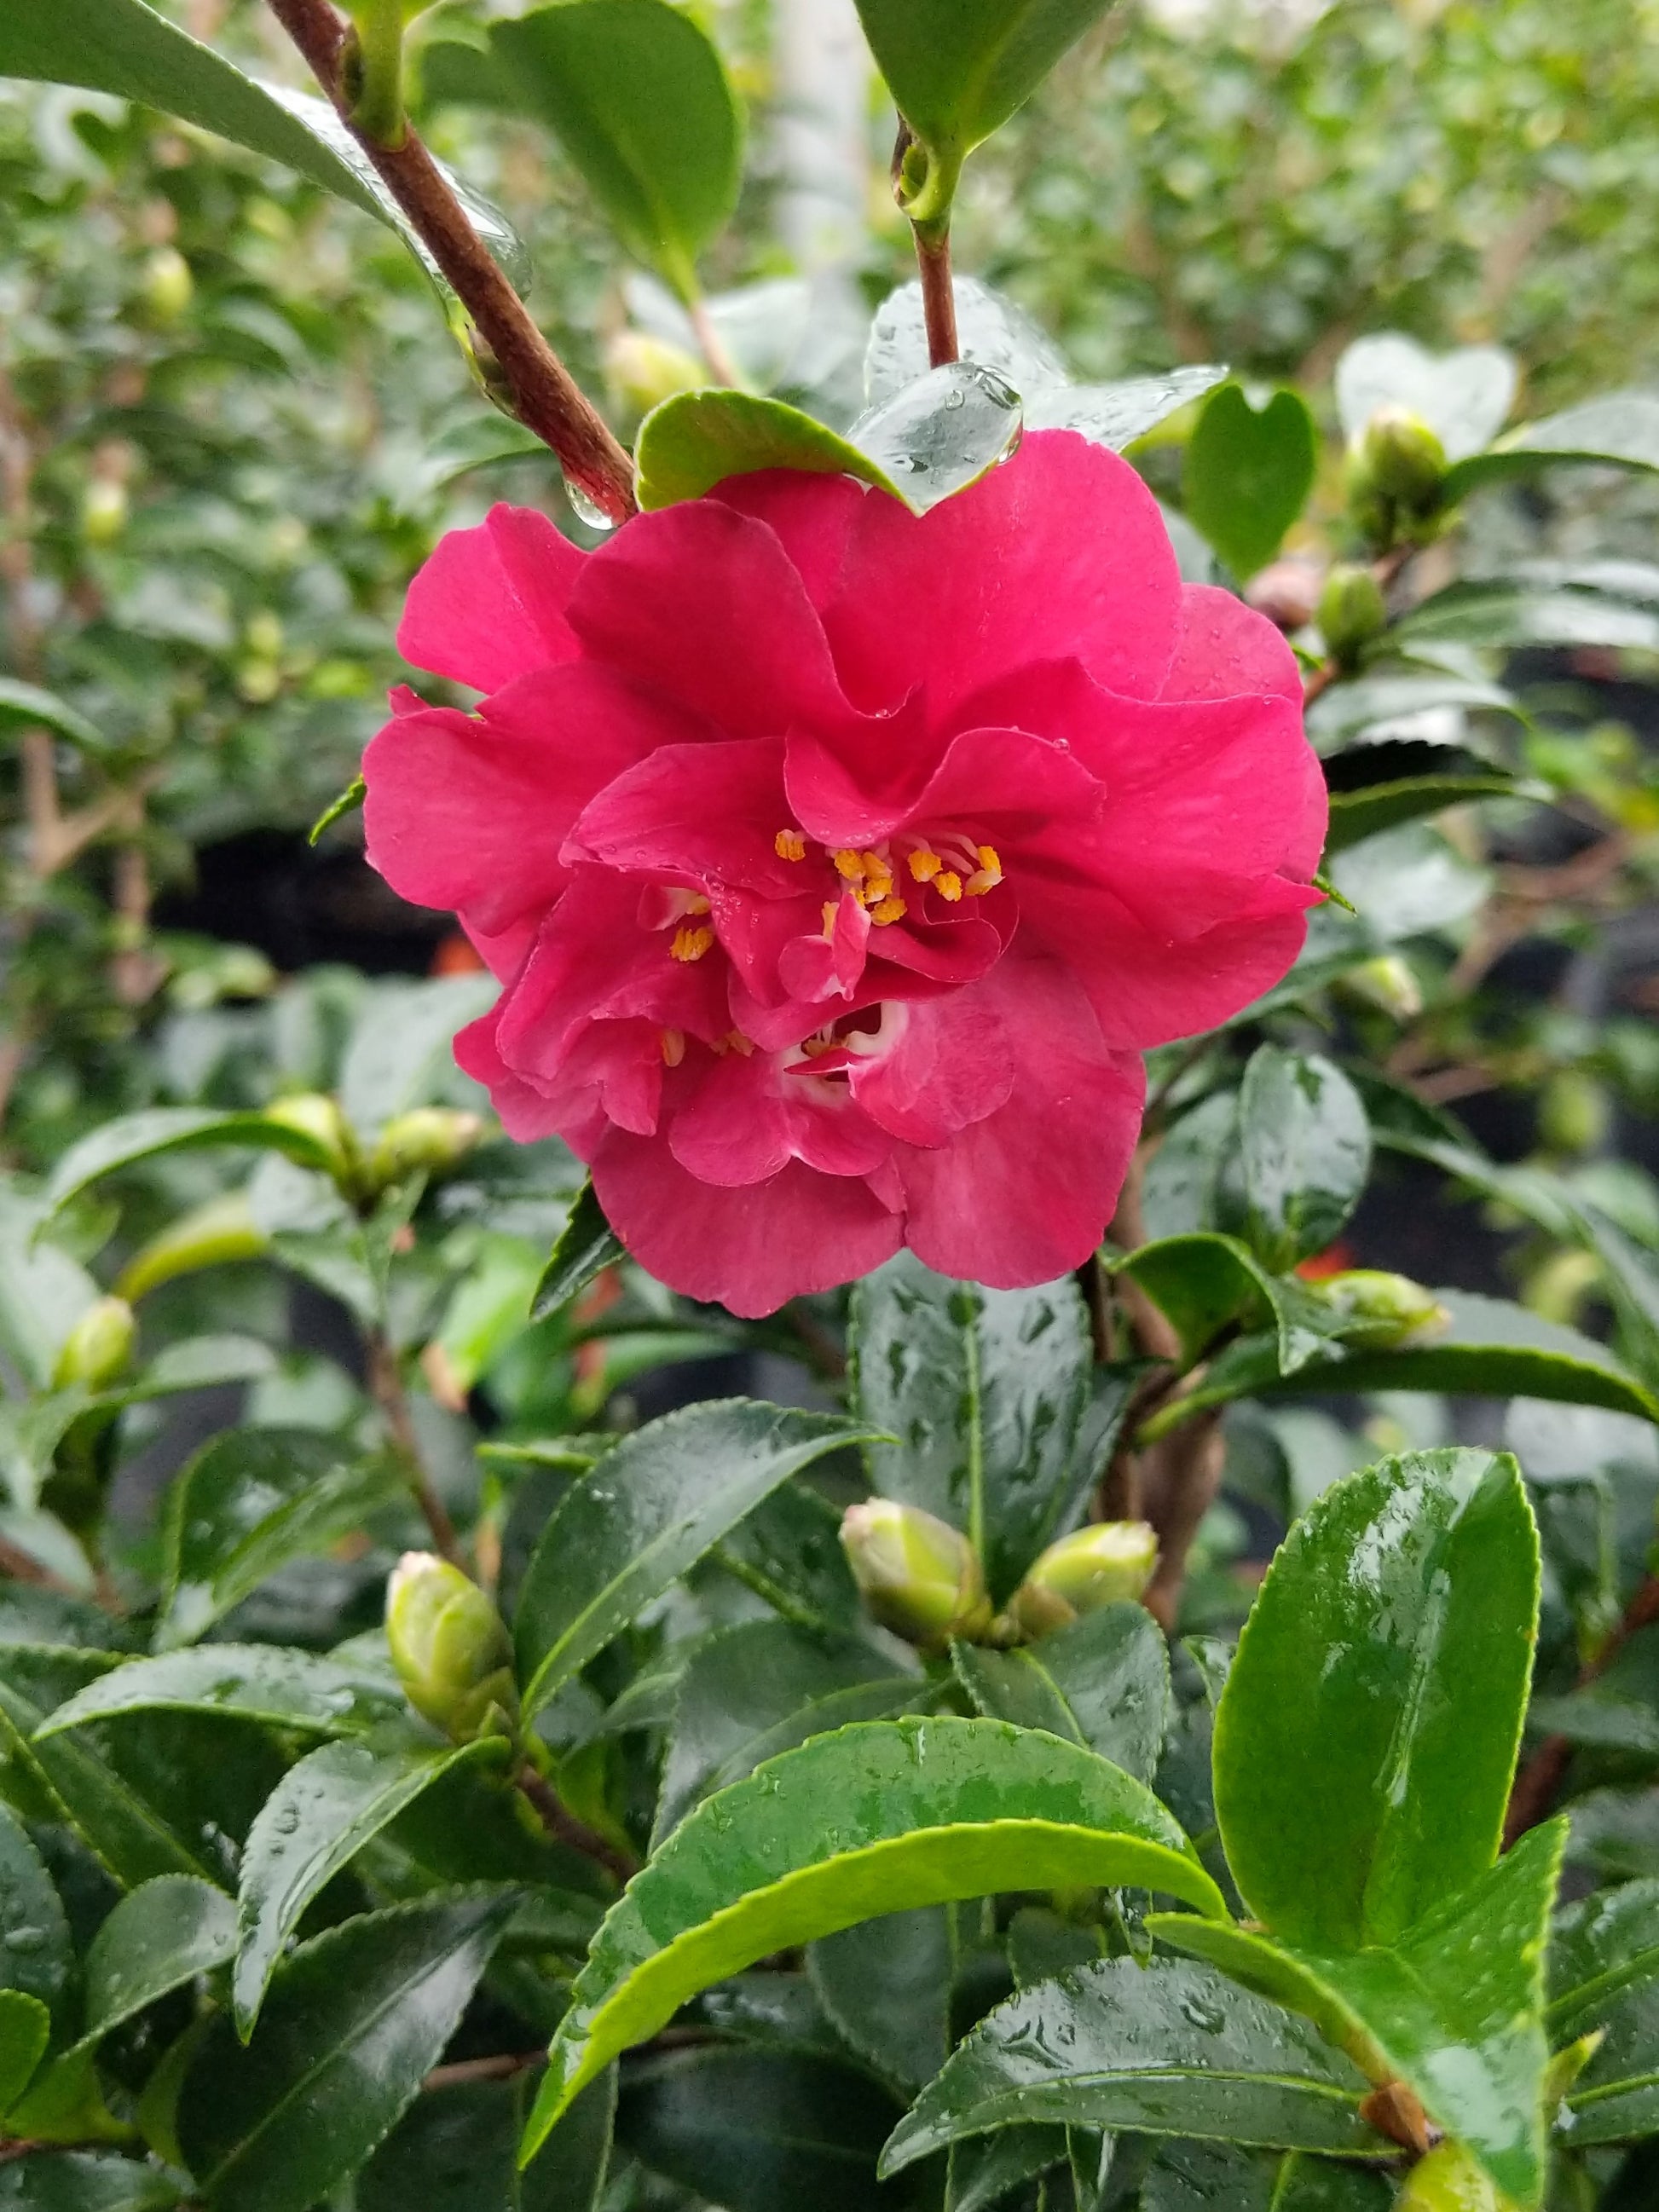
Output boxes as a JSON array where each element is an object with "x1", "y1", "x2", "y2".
[
  {"x1": 893, "y1": 962, "x2": 1144, "y2": 1285},
  {"x1": 823, "y1": 430, "x2": 1182, "y2": 720},
  {"x1": 713, "y1": 469, "x2": 866, "y2": 614},
  {"x1": 592, "y1": 1134, "x2": 903, "y2": 1316},
  {"x1": 1161, "y1": 582, "x2": 1303, "y2": 705},
  {"x1": 566, "y1": 500, "x2": 853, "y2": 740},
  {"x1": 460, "y1": 914, "x2": 538, "y2": 985},
  {"x1": 668, "y1": 1043, "x2": 893, "y2": 1187},
  {"x1": 866, "y1": 914, "x2": 1004, "y2": 989},
  {"x1": 397, "y1": 505, "x2": 582, "y2": 691},
  {"x1": 781, "y1": 690, "x2": 937, "y2": 850},
  {"x1": 777, "y1": 889, "x2": 870, "y2": 1004},
  {"x1": 1054, "y1": 898, "x2": 1316, "y2": 1050},
  {"x1": 564, "y1": 738, "x2": 803, "y2": 897},
  {"x1": 454, "y1": 1007, "x2": 569, "y2": 1143},
  {"x1": 847, "y1": 975, "x2": 1016, "y2": 1148}
]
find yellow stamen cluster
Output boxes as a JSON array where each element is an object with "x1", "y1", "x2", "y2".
[
  {"x1": 774, "y1": 829, "x2": 806, "y2": 862},
  {"x1": 670, "y1": 923, "x2": 715, "y2": 962},
  {"x1": 710, "y1": 1030, "x2": 754, "y2": 1058},
  {"x1": 827, "y1": 846, "x2": 908, "y2": 926},
  {"x1": 935, "y1": 871, "x2": 962, "y2": 902}
]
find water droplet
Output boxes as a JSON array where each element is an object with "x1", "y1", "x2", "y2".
[
  {"x1": 944, "y1": 387, "x2": 966, "y2": 411},
  {"x1": 566, "y1": 481, "x2": 618, "y2": 533},
  {"x1": 4, "y1": 1926, "x2": 46, "y2": 1953},
  {"x1": 273, "y1": 1805, "x2": 302, "y2": 1837},
  {"x1": 1179, "y1": 1995, "x2": 1227, "y2": 2034}
]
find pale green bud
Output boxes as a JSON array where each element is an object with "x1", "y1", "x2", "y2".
[
  {"x1": 385, "y1": 1551, "x2": 517, "y2": 1742},
  {"x1": 264, "y1": 1092, "x2": 358, "y2": 1187},
  {"x1": 81, "y1": 477, "x2": 128, "y2": 545},
  {"x1": 1538, "y1": 1070, "x2": 1610, "y2": 1158},
  {"x1": 605, "y1": 331, "x2": 706, "y2": 417},
  {"x1": 1316, "y1": 562, "x2": 1388, "y2": 667},
  {"x1": 1315, "y1": 1269, "x2": 1450, "y2": 1349},
  {"x1": 839, "y1": 1499, "x2": 991, "y2": 1649},
  {"x1": 1396, "y1": 2142, "x2": 1512, "y2": 2212},
  {"x1": 1353, "y1": 405, "x2": 1448, "y2": 506},
  {"x1": 1337, "y1": 954, "x2": 1423, "y2": 1023},
  {"x1": 142, "y1": 245, "x2": 193, "y2": 324},
  {"x1": 51, "y1": 1297, "x2": 136, "y2": 1392},
  {"x1": 1005, "y1": 1522, "x2": 1159, "y2": 1639},
  {"x1": 366, "y1": 1107, "x2": 485, "y2": 1193}
]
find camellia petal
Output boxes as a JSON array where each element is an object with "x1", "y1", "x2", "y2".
[{"x1": 397, "y1": 503, "x2": 582, "y2": 691}]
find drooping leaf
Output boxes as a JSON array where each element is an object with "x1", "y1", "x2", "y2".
[
  {"x1": 0, "y1": 2149, "x2": 182, "y2": 2211},
  {"x1": 177, "y1": 1893, "x2": 517, "y2": 2212},
  {"x1": 529, "y1": 1181, "x2": 625, "y2": 1321},
  {"x1": 1211, "y1": 1449, "x2": 1539, "y2": 1950},
  {"x1": 233, "y1": 1737, "x2": 508, "y2": 2036},
  {"x1": 489, "y1": 0, "x2": 742, "y2": 297},
  {"x1": 514, "y1": 1401, "x2": 882, "y2": 1718},
  {"x1": 1237, "y1": 1048, "x2": 1371, "y2": 1273},
  {"x1": 36, "y1": 1647, "x2": 407, "y2": 1743},
  {"x1": 41, "y1": 1110, "x2": 339, "y2": 1218},
  {"x1": 0, "y1": 680, "x2": 109, "y2": 756},
  {"x1": 0, "y1": 1803, "x2": 72, "y2": 2026},
  {"x1": 879, "y1": 1958, "x2": 1382, "y2": 2174},
  {"x1": 80, "y1": 1878, "x2": 237, "y2": 2045},
  {"x1": 1182, "y1": 385, "x2": 1319, "y2": 580},
  {"x1": 810, "y1": 1908, "x2": 953, "y2": 2091},
  {"x1": 1442, "y1": 390, "x2": 1659, "y2": 502},
  {"x1": 850, "y1": 1254, "x2": 1092, "y2": 1602},
  {"x1": 1322, "y1": 739, "x2": 1539, "y2": 853},
  {"x1": 522, "y1": 1717, "x2": 1224, "y2": 2155},
  {"x1": 363, "y1": 2071, "x2": 616, "y2": 2212},
  {"x1": 635, "y1": 390, "x2": 904, "y2": 510},
  {"x1": 0, "y1": 1990, "x2": 50, "y2": 2118},
  {"x1": 1333, "y1": 333, "x2": 1517, "y2": 461},
  {"x1": 951, "y1": 1603, "x2": 1170, "y2": 1783}
]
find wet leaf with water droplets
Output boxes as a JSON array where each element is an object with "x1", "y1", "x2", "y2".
[
  {"x1": 34, "y1": 1647, "x2": 408, "y2": 1744},
  {"x1": 952, "y1": 1603, "x2": 1170, "y2": 1782},
  {"x1": 0, "y1": 1989, "x2": 49, "y2": 2120},
  {"x1": 81, "y1": 1876, "x2": 236, "y2": 2044},
  {"x1": 0, "y1": 1802, "x2": 72, "y2": 2027},
  {"x1": 847, "y1": 364, "x2": 1022, "y2": 516}
]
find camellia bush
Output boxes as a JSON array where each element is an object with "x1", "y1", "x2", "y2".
[{"x1": 4, "y1": 2, "x2": 1659, "y2": 2210}]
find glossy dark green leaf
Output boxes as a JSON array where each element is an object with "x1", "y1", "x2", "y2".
[
  {"x1": 234, "y1": 1737, "x2": 506, "y2": 2036},
  {"x1": 1442, "y1": 391, "x2": 1659, "y2": 502},
  {"x1": 0, "y1": 1803, "x2": 72, "y2": 2025},
  {"x1": 0, "y1": 1990, "x2": 49, "y2": 2117},
  {"x1": 951, "y1": 1604, "x2": 1170, "y2": 1783},
  {"x1": 1115, "y1": 1233, "x2": 1339, "y2": 1382},
  {"x1": 810, "y1": 1908, "x2": 953, "y2": 2090},
  {"x1": 0, "y1": 681, "x2": 109, "y2": 756},
  {"x1": 529, "y1": 1180, "x2": 624, "y2": 1322},
  {"x1": 948, "y1": 2125, "x2": 1071, "y2": 2212},
  {"x1": 1269, "y1": 2157, "x2": 1393, "y2": 2212},
  {"x1": 178, "y1": 1893, "x2": 516, "y2": 2212},
  {"x1": 618, "y1": 2047, "x2": 899, "y2": 2212},
  {"x1": 1213, "y1": 1449, "x2": 1538, "y2": 1949},
  {"x1": 363, "y1": 2071, "x2": 616, "y2": 2212},
  {"x1": 1393, "y1": 582, "x2": 1659, "y2": 656},
  {"x1": 1182, "y1": 386, "x2": 1319, "y2": 579},
  {"x1": 490, "y1": 0, "x2": 741, "y2": 296},
  {"x1": 37, "y1": 1647, "x2": 405, "y2": 1744},
  {"x1": 880, "y1": 1958, "x2": 1381, "y2": 2174},
  {"x1": 1141, "y1": 2141, "x2": 1275, "y2": 2212},
  {"x1": 515, "y1": 1400, "x2": 882, "y2": 1718},
  {"x1": 1563, "y1": 1972, "x2": 1659, "y2": 2145},
  {"x1": 1322, "y1": 740, "x2": 1537, "y2": 853},
  {"x1": 1238, "y1": 1049, "x2": 1371, "y2": 1273},
  {"x1": 851, "y1": 1254, "x2": 1092, "y2": 1601},
  {"x1": 41, "y1": 1110, "x2": 338, "y2": 1218},
  {"x1": 1550, "y1": 1879, "x2": 1659, "y2": 2038},
  {"x1": 82, "y1": 1877, "x2": 236, "y2": 2042},
  {"x1": 636, "y1": 390, "x2": 902, "y2": 511},
  {"x1": 523, "y1": 1717, "x2": 1224, "y2": 2155},
  {"x1": 1333, "y1": 333, "x2": 1517, "y2": 461},
  {"x1": 654, "y1": 1619, "x2": 919, "y2": 1845},
  {"x1": 158, "y1": 1429, "x2": 404, "y2": 1650},
  {"x1": 713, "y1": 1479, "x2": 865, "y2": 1634},
  {"x1": 0, "y1": 2151, "x2": 182, "y2": 2212}
]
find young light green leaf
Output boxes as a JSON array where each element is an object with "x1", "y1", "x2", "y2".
[
  {"x1": 850, "y1": 1253, "x2": 1092, "y2": 1601},
  {"x1": 0, "y1": 680, "x2": 109, "y2": 756},
  {"x1": 1238, "y1": 1048, "x2": 1372, "y2": 1273},
  {"x1": 809, "y1": 1908, "x2": 953, "y2": 2092},
  {"x1": 951, "y1": 1603, "x2": 1170, "y2": 1783},
  {"x1": 35, "y1": 1647, "x2": 406, "y2": 1743},
  {"x1": 233, "y1": 1737, "x2": 506, "y2": 2036},
  {"x1": 635, "y1": 390, "x2": 904, "y2": 511},
  {"x1": 41, "y1": 1109, "x2": 340, "y2": 1218},
  {"x1": 514, "y1": 1400, "x2": 883, "y2": 1718},
  {"x1": 879, "y1": 1958, "x2": 1381, "y2": 2175},
  {"x1": 1213, "y1": 1449, "x2": 1539, "y2": 1951},
  {"x1": 0, "y1": 1990, "x2": 50, "y2": 2119},
  {"x1": 1115, "y1": 1233, "x2": 1342, "y2": 1383},
  {"x1": 1182, "y1": 386, "x2": 1319, "y2": 580},
  {"x1": 177, "y1": 1893, "x2": 517, "y2": 2212},
  {"x1": 529, "y1": 1179, "x2": 624, "y2": 1322},
  {"x1": 489, "y1": 0, "x2": 742, "y2": 298},
  {"x1": 81, "y1": 1878, "x2": 237, "y2": 2044},
  {"x1": 1442, "y1": 391, "x2": 1659, "y2": 503},
  {"x1": 523, "y1": 1717, "x2": 1224, "y2": 2156},
  {"x1": 0, "y1": 1803, "x2": 72, "y2": 2026}
]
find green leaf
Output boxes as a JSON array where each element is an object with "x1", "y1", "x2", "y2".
[
  {"x1": 810, "y1": 1908, "x2": 953, "y2": 2091},
  {"x1": 1212, "y1": 1449, "x2": 1539, "y2": 1950},
  {"x1": 879, "y1": 1957, "x2": 1381, "y2": 2174},
  {"x1": 514, "y1": 1400, "x2": 882, "y2": 1719},
  {"x1": 0, "y1": 2151, "x2": 182, "y2": 2211},
  {"x1": 1238, "y1": 1048, "x2": 1371, "y2": 1273},
  {"x1": 522, "y1": 1717, "x2": 1224, "y2": 2156},
  {"x1": 0, "y1": 1990, "x2": 50, "y2": 2118},
  {"x1": 1550, "y1": 1878, "x2": 1659, "y2": 2039},
  {"x1": 1142, "y1": 2142, "x2": 1276, "y2": 2212},
  {"x1": 529, "y1": 1180, "x2": 624, "y2": 1323},
  {"x1": 864, "y1": 275, "x2": 1070, "y2": 405},
  {"x1": 0, "y1": 680, "x2": 109, "y2": 756},
  {"x1": 847, "y1": 362, "x2": 1023, "y2": 514},
  {"x1": 177, "y1": 1893, "x2": 517, "y2": 2212},
  {"x1": 635, "y1": 390, "x2": 903, "y2": 510},
  {"x1": 1027, "y1": 368, "x2": 1232, "y2": 449},
  {"x1": 337, "y1": 977, "x2": 496, "y2": 1136},
  {"x1": 308, "y1": 775, "x2": 366, "y2": 848},
  {"x1": 35, "y1": 1647, "x2": 406, "y2": 1743},
  {"x1": 1333, "y1": 333, "x2": 1517, "y2": 461},
  {"x1": 654, "y1": 1620, "x2": 921, "y2": 1845},
  {"x1": 1392, "y1": 582, "x2": 1659, "y2": 656},
  {"x1": 41, "y1": 1110, "x2": 340, "y2": 1217},
  {"x1": 1306, "y1": 670, "x2": 1526, "y2": 751},
  {"x1": 234, "y1": 1737, "x2": 507, "y2": 2036},
  {"x1": 1323, "y1": 739, "x2": 1539, "y2": 853},
  {"x1": 1442, "y1": 391, "x2": 1659, "y2": 502},
  {"x1": 156, "y1": 1429, "x2": 406, "y2": 1651},
  {"x1": 1269, "y1": 2157, "x2": 1393, "y2": 2212},
  {"x1": 489, "y1": 0, "x2": 741, "y2": 297},
  {"x1": 1563, "y1": 1973, "x2": 1659, "y2": 2146},
  {"x1": 617, "y1": 2047, "x2": 899, "y2": 2212},
  {"x1": 947, "y1": 2124, "x2": 1071, "y2": 2212},
  {"x1": 362, "y1": 2072, "x2": 616, "y2": 2212},
  {"x1": 951, "y1": 1603, "x2": 1170, "y2": 1783},
  {"x1": 1115, "y1": 1233, "x2": 1340, "y2": 1380},
  {"x1": 81, "y1": 1877, "x2": 237, "y2": 2044},
  {"x1": 1182, "y1": 386, "x2": 1319, "y2": 580},
  {"x1": 850, "y1": 1254, "x2": 1092, "y2": 1602},
  {"x1": 0, "y1": 1803, "x2": 72, "y2": 2026}
]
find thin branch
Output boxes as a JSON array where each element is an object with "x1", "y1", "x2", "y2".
[
  {"x1": 364, "y1": 1328, "x2": 464, "y2": 1566},
  {"x1": 686, "y1": 295, "x2": 743, "y2": 389},
  {"x1": 1506, "y1": 1571, "x2": 1659, "y2": 1845},
  {"x1": 514, "y1": 1760, "x2": 639, "y2": 1886},
  {"x1": 423, "y1": 2050, "x2": 544, "y2": 2093},
  {"x1": 913, "y1": 226, "x2": 960, "y2": 368},
  {"x1": 1141, "y1": 1411, "x2": 1226, "y2": 1632},
  {"x1": 263, "y1": 0, "x2": 636, "y2": 523}
]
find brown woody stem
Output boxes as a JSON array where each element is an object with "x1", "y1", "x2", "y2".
[
  {"x1": 365, "y1": 1328, "x2": 464, "y2": 1567},
  {"x1": 264, "y1": 0, "x2": 637, "y2": 523},
  {"x1": 514, "y1": 1760, "x2": 639, "y2": 1886},
  {"x1": 913, "y1": 224, "x2": 960, "y2": 368}
]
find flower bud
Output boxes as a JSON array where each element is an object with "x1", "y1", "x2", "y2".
[
  {"x1": 142, "y1": 245, "x2": 193, "y2": 323},
  {"x1": 1352, "y1": 405, "x2": 1448, "y2": 507},
  {"x1": 51, "y1": 1297, "x2": 136, "y2": 1392},
  {"x1": 1004, "y1": 1522, "x2": 1159, "y2": 1640},
  {"x1": 839, "y1": 1499, "x2": 992, "y2": 1649},
  {"x1": 385, "y1": 1551, "x2": 517, "y2": 1742},
  {"x1": 114, "y1": 1193, "x2": 269, "y2": 1305},
  {"x1": 1315, "y1": 1269, "x2": 1450, "y2": 1350},
  {"x1": 365, "y1": 1107, "x2": 485, "y2": 1193},
  {"x1": 604, "y1": 331, "x2": 706, "y2": 417},
  {"x1": 81, "y1": 476, "x2": 128, "y2": 545},
  {"x1": 1337, "y1": 954, "x2": 1423, "y2": 1023},
  {"x1": 1396, "y1": 2143, "x2": 1510, "y2": 2212},
  {"x1": 263, "y1": 1092, "x2": 357, "y2": 1187},
  {"x1": 1317, "y1": 563, "x2": 1388, "y2": 667},
  {"x1": 1538, "y1": 1070, "x2": 1609, "y2": 1158}
]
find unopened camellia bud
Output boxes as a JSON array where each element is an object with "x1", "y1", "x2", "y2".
[
  {"x1": 385, "y1": 1551, "x2": 517, "y2": 1742},
  {"x1": 1538, "y1": 1070, "x2": 1610, "y2": 1158},
  {"x1": 263, "y1": 1092, "x2": 357, "y2": 1187},
  {"x1": 1005, "y1": 1521, "x2": 1159, "y2": 1640},
  {"x1": 1353, "y1": 404, "x2": 1448, "y2": 507},
  {"x1": 1337, "y1": 954, "x2": 1423, "y2": 1023},
  {"x1": 142, "y1": 245, "x2": 193, "y2": 323},
  {"x1": 1317, "y1": 562, "x2": 1388, "y2": 667},
  {"x1": 366, "y1": 1107, "x2": 485, "y2": 1193},
  {"x1": 604, "y1": 330, "x2": 706, "y2": 417},
  {"x1": 51, "y1": 1297, "x2": 136, "y2": 1392},
  {"x1": 840, "y1": 1499, "x2": 992, "y2": 1649},
  {"x1": 1396, "y1": 2143, "x2": 1511, "y2": 2212},
  {"x1": 1315, "y1": 1269, "x2": 1450, "y2": 1350}
]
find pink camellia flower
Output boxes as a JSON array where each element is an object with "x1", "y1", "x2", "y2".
[{"x1": 364, "y1": 430, "x2": 1325, "y2": 1316}]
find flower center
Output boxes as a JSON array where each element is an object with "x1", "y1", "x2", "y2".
[{"x1": 773, "y1": 828, "x2": 1003, "y2": 927}]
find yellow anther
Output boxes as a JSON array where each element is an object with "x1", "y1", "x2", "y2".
[
  {"x1": 821, "y1": 901, "x2": 840, "y2": 938},
  {"x1": 976, "y1": 845, "x2": 1002, "y2": 875},
  {"x1": 832, "y1": 849, "x2": 865, "y2": 882},
  {"x1": 870, "y1": 894, "x2": 908, "y2": 926},
  {"x1": 660, "y1": 1028, "x2": 685, "y2": 1066},
  {"x1": 860, "y1": 850, "x2": 890, "y2": 881},
  {"x1": 907, "y1": 848, "x2": 942, "y2": 883},
  {"x1": 724, "y1": 1030, "x2": 754, "y2": 1057},
  {"x1": 684, "y1": 892, "x2": 711, "y2": 915},
  {"x1": 774, "y1": 829, "x2": 806, "y2": 862},
  {"x1": 935, "y1": 871, "x2": 962, "y2": 903},
  {"x1": 965, "y1": 869, "x2": 999, "y2": 896},
  {"x1": 670, "y1": 923, "x2": 715, "y2": 963},
  {"x1": 801, "y1": 1034, "x2": 833, "y2": 1056}
]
